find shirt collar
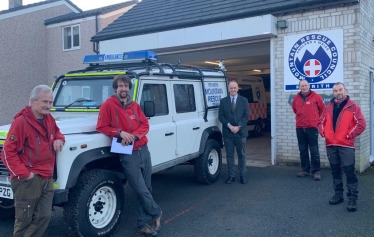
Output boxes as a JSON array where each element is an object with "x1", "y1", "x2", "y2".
[{"x1": 230, "y1": 95, "x2": 238, "y2": 100}]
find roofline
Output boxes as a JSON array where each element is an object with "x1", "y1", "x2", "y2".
[
  {"x1": 91, "y1": 0, "x2": 359, "y2": 42},
  {"x1": 44, "y1": 0, "x2": 138, "y2": 25},
  {"x1": 0, "y1": 0, "x2": 82, "y2": 16}
]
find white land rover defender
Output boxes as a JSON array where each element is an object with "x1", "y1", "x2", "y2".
[{"x1": 0, "y1": 51, "x2": 228, "y2": 237}]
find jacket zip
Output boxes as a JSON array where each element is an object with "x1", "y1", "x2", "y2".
[{"x1": 331, "y1": 103, "x2": 353, "y2": 144}]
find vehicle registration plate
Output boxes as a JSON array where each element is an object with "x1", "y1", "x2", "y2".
[{"x1": 0, "y1": 186, "x2": 13, "y2": 199}]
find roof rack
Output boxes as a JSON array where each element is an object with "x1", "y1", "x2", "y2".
[{"x1": 52, "y1": 55, "x2": 228, "y2": 122}]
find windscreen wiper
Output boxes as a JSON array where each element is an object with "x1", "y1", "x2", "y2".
[{"x1": 64, "y1": 98, "x2": 94, "y2": 108}]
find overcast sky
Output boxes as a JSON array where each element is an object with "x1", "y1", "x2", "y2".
[{"x1": 0, "y1": 0, "x2": 135, "y2": 11}]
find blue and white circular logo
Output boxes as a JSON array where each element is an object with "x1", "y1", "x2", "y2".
[
  {"x1": 255, "y1": 87, "x2": 261, "y2": 100},
  {"x1": 288, "y1": 33, "x2": 339, "y2": 83}
]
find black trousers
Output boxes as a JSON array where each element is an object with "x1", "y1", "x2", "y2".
[
  {"x1": 296, "y1": 128, "x2": 320, "y2": 173},
  {"x1": 119, "y1": 145, "x2": 161, "y2": 229},
  {"x1": 224, "y1": 136, "x2": 247, "y2": 178},
  {"x1": 326, "y1": 146, "x2": 358, "y2": 199}
]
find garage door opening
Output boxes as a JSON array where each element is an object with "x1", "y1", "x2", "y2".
[{"x1": 157, "y1": 41, "x2": 272, "y2": 166}]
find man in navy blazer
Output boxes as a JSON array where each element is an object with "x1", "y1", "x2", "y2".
[{"x1": 219, "y1": 81, "x2": 250, "y2": 184}]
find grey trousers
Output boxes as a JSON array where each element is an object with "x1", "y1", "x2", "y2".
[
  {"x1": 224, "y1": 136, "x2": 247, "y2": 178},
  {"x1": 119, "y1": 144, "x2": 161, "y2": 229},
  {"x1": 326, "y1": 146, "x2": 358, "y2": 199},
  {"x1": 11, "y1": 175, "x2": 54, "y2": 237}
]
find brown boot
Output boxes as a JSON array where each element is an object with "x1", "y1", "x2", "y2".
[
  {"x1": 152, "y1": 211, "x2": 162, "y2": 233},
  {"x1": 313, "y1": 171, "x2": 321, "y2": 181},
  {"x1": 137, "y1": 225, "x2": 157, "y2": 236},
  {"x1": 296, "y1": 171, "x2": 310, "y2": 177}
]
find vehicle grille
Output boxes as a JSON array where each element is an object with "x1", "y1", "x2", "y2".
[{"x1": 0, "y1": 145, "x2": 9, "y2": 176}]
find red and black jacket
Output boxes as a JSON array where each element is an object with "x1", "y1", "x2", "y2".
[{"x1": 318, "y1": 97, "x2": 366, "y2": 148}]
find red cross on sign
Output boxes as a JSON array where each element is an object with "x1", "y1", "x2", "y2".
[{"x1": 303, "y1": 59, "x2": 321, "y2": 77}]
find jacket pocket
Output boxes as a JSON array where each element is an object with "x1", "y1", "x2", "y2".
[{"x1": 15, "y1": 200, "x2": 32, "y2": 222}]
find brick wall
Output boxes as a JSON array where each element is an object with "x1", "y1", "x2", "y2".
[{"x1": 273, "y1": 2, "x2": 371, "y2": 172}]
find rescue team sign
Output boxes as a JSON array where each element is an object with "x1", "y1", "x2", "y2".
[
  {"x1": 204, "y1": 82, "x2": 225, "y2": 107},
  {"x1": 284, "y1": 29, "x2": 343, "y2": 91}
]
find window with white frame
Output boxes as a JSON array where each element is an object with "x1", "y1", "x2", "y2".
[{"x1": 62, "y1": 25, "x2": 80, "y2": 50}]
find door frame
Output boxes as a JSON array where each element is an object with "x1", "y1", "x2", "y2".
[{"x1": 370, "y1": 71, "x2": 374, "y2": 162}]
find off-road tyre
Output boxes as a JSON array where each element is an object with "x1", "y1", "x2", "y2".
[
  {"x1": 194, "y1": 139, "x2": 222, "y2": 184},
  {"x1": 64, "y1": 169, "x2": 124, "y2": 237},
  {"x1": 0, "y1": 199, "x2": 15, "y2": 220},
  {"x1": 253, "y1": 118, "x2": 263, "y2": 137}
]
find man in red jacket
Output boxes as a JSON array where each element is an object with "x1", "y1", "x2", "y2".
[
  {"x1": 96, "y1": 75, "x2": 162, "y2": 237},
  {"x1": 292, "y1": 79, "x2": 325, "y2": 180},
  {"x1": 318, "y1": 82, "x2": 366, "y2": 212},
  {"x1": 1, "y1": 85, "x2": 65, "y2": 237}
]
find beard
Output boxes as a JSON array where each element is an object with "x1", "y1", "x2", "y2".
[{"x1": 118, "y1": 91, "x2": 127, "y2": 99}]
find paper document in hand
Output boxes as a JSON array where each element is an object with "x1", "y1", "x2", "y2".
[{"x1": 110, "y1": 138, "x2": 133, "y2": 154}]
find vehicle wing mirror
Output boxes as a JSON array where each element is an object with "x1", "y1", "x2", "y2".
[{"x1": 144, "y1": 101, "x2": 155, "y2": 117}]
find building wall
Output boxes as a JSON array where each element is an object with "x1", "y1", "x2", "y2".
[
  {"x1": 46, "y1": 19, "x2": 97, "y2": 83},
  {"x1": 0, "y1": 5, "x2": 73, "y2": 125},
  {"x1": 274, "y1": 3, "x2": 371, "y2": 172},
  {"x1": 46, "y1": 5, "x2": 136, "y2": 84},
  {"x1": 358, "y1": 0, "x2": 374, "y2": 170}
]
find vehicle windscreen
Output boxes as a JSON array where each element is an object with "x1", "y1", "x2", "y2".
[{"x1": 54, "y1": 77, "x2": 134, "y2": 108}]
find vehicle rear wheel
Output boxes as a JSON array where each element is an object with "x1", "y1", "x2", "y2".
[
  {"x1": 194, "y1": 139, "x2": 222, "y2": 184},
  {"x1": 0, "y1": 199, "x2": 15, "y2": 220},
  {"x1": 253, "y1": 118, "x2": 263, "y2": 137},
  {"x1": 64, "y1": 169, "x2": 124, "y2": 237}
]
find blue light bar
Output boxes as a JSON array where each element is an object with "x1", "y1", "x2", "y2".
[
  {"x1": 83, "y1": 54, "x2": 104, "y2": 63},
  {"x1": 83, "y1": 51, "x2": 157, "y2": 64}
]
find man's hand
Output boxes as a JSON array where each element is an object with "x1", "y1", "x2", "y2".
[
  {"x1": 53, "y1": 139, "x2": 64, "y2": 152},
  {"x1": 229, "y1": 125, "x2": 240, "y2": 134},
  {"x1": 120, "y1": 131, "x2": 135, "y2": 146},
  {"x1": 27, "y1": 172, "x2": 34, "y2": 180}
]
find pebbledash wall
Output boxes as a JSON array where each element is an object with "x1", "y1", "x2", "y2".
[{"x1": 274, "y1": 0, "x2": 373, "y2": 172}]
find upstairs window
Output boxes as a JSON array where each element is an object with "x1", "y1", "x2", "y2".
[{"x1": 62, "y1": 25, "x2": 80, "y2": 51}]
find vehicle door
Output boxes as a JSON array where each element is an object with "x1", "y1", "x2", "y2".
[
  {"x1": 171, "y1": 81, "x2": 200, "y2": 157},
  {"x1": 138, "y1": 80, "x2": 177, "y2": 166}
]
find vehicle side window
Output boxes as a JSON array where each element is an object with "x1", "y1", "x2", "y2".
[
  {"x1": 173, "y1": 84, "x2": 196, "y2": 113},
  {"x1": 140, "y1": 84, "x2": 168, "y2": 116},
  {"x1": 239, "y1": 86, "x2": 254, "y2": 103}
]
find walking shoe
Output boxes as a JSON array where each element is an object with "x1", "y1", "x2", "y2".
[
  {"x1": 137, "y1": 225, "x2": 158, "y2": 236},
  {"x1": 347, "y1": 199, "x2": 357, "y2": 212},
  {"x1": 329, "y1": 193, "x2": 344, "y2": 205},
  {"x1": 152, "y1": 211, "x2": 162, "y2": 233},
  {"x1": 296, "y1": 171, "x2": 310, "y2": 177},
  {"x1": 313, "y1": 171, "x2": 321, "y2": 181}
]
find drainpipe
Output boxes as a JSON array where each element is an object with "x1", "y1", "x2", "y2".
[{"x1": 92, "y1": 13, "x2": 99, "y2": 54}]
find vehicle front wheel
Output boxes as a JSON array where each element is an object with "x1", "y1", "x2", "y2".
[
  {"x1": 194, "y1": 139, "x2": 222, "y2": 184},
  {"x1": 64, "y1": 169, "x2": 125, "y2": 237}
]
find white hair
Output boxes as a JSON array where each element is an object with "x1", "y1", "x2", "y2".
[{"x1": 29, "y1": 85, "x2": 53, "y2": 106}]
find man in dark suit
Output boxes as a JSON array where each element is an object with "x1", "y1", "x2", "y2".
[{"x1": 219, "y1": 81, "x2": 250, "y2": 184}]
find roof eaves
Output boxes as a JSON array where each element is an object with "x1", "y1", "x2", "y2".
[{"x1": 91, "y1": 0, "x2": 359, "y2": 42}]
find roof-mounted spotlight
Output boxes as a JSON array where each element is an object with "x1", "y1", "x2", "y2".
[{"x1": 277, "y1": 20, "x2": 288, "y2": 29}]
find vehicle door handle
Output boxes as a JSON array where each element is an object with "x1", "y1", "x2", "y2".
[
  {"x1": 165, "y1": 132, "x2": 174, "y2": 136},
  {"x1": 193, "y1": 127, "x2": 200, "y2": 130}
]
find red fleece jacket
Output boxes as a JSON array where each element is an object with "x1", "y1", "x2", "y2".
[
  {"x1": 1, "y1": 106, "x2": 65, "y2": 180},
  {"x1": 96, "y1": 95, "x2": 149, "y2": 150}
]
